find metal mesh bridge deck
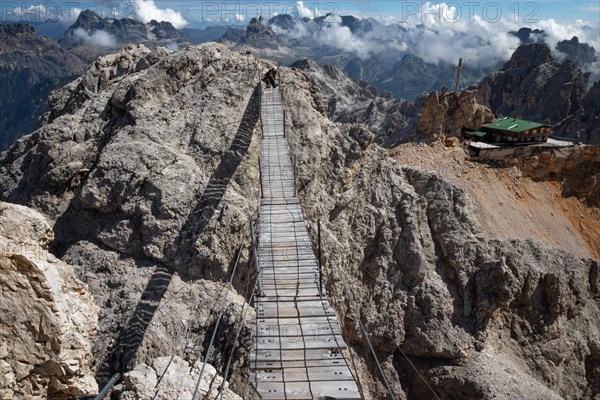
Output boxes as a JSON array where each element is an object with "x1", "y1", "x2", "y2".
[{"x1": 250, "y1": 86, "x2": 361, "y2": 399}]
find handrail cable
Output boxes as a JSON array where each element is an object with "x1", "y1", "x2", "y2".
[
  {"x1": 190, "y1": 224, "x2": 249, "y2": 400},
  {"x1": 330, "y1": 259, "x2": 397, "y2": 400},
  {"x1": 319, "y1": 282, "x2": 366, "y2": 400},
  {"x1": 320, "y1": 227, "x2": 442, "y2": 400},
  {"x1": 217, "y1": 251, "x2": 261, "y2": 400}
]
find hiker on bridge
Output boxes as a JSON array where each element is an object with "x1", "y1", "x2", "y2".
[{"x1": 263, "y1": 67, "x2": 278, "y2": 89}]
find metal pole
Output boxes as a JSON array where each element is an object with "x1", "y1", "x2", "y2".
[
  {"x1": 292, "y1": 155, "x2": 297, "y2": 196},
  {"x1": 258, "y1": 157, "x2": 264, "y2": 199},
  {"x1": 454, "y1": 57, "x2": 463, "y2": 92},
  {"x1": 93, "y1": 373, "x2": 121, "y2": 400},
  {"x1": 250, "y1": 219, "x2": 261, "y2": 297},
  {"x1": 245, "y1": 51, "x2": 251, "y2": 81},
  {"x1": 317, "y1": 219, "x2": 323, "y2": 295},
  {"x1": 259, "y1": 85, "x2": 263, "y2": 139}
]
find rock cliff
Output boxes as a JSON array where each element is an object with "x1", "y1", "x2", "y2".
[
  {"x1": 415, "y1": 89, "x2": 495, "y2": 140},
  {"x1": 0, "y1": 24, "x2": 86, "y2": 150},
  {"x1": 280, "y1": 66, "x2": 600, "y2": 399},
  {"x1": 0, "y1": 42, "x2": 261, "y2": 396},
  {"x1": 0, "y1": 202, "x2": 98, "y2": 399},
  {"x1": 477, "y1": 43, "x2": 590, "y2": 135},
  {"x1": 554, "y1": 80, "x2": 600, "y2": 144}
]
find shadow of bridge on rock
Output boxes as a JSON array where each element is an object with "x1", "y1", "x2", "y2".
[{"x1": 96, "y1": 83, "x2": 261, "y2": 385}]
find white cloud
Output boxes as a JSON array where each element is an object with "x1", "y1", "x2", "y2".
[
  {"x1": 316, "y1": 22, "x2": 407, "y2": 59},
  {"x1": 235, "y1": 13, "x2": 246, "y2": 22},
  {"x1": 8, "y1": 4, "x2": 78, "y2": 24},
  {"x1": 533, "y1": 18, "x2": 600, "y2": 53},
  {"x1": 10, "y1": 4, "x2": 46, "y2": 17},
  {"x1": 73, "y1": 28, "x2": 118, "y2": 48},
  {"x1": 293, "y1": 1, "x2": 321, "y2": 19},
  {"x1": 133, "y1": 0, "x2": 188, "y2": 29},
  {"x1": 166, "y1": 41, "x2": 180, "y2": 51},
  {"x1": 271, "y1": 20, "x2": 308, "y2": 39},
  {"x1": 278, "y1": 1, "x2": 598, "y2": 69}
]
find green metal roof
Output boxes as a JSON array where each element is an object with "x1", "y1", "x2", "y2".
[
  {"x1": 483, "y1": 117, "x2": 548, "y2": 133},
  {"x1": 470, "y1": 131, "x2": 487, "y2": 137}
]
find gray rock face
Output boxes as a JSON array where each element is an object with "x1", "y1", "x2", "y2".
[
  {"x1": 344, "y1": 56, "x2": 387, "y2": 82},
  {"x1": 477, "y1": 43, "x2": 589, "y2": 126},
  {"x1": 555, "y1": 80, "x2": 600, "y2": 144},
  {"x1": 0, "y1": 24, "x2": 86, "y2": 150},
  {"x1": 243, "y1": 17, "x2": 282, "y2": 50},
  {"x1": 0, "y1": 202, "x2": 98, "y2": 399},
  {"x1": 290, "y1": 58, "x2": 416, "y2": 146},
  {"x1": 118, "y1": 356, "x2": 242, "y2": 400},
  {"x1": 280, "y1": 66, "x2": 600, "y2": 399},
  {"x1": 0, "y1": 43, "x2": 262, "y2": 395},
  {"x1": 556, "y1": 36, "x2": 597, "y2": 67},
  {"x1": 415, "y1": 89, "x2": 495, "y2": 140}
]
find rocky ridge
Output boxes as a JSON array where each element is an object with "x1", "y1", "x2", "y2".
[
  {"x1": 415, "y1": 88, "x2": 495, "y2": 140},
  {"x1": 280, "y1": 66, "x2": 600, "y2": 399},
  {"x1": 0, "y1": 42, "x2": 262, "y2": 397},
  {"x1": 477, "y1": 43, "x2": 591, "y2": 139},
  {"x1": 0, "y1": 202, "x2": 98, "y2": 399},
  {"x1": 289, "y1": 58, "x2": 416, "y2": 145},
  {"x1": 61, "y1": 10, "x2": 187, "y2": 62}
]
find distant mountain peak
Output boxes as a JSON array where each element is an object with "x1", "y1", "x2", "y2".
[
  {"x1": 509, "y1": 27, "x2": 547, "y2": 44},
  {"x1": 0, "y1": 23, "x2": 36, "y2": 36},
  {"x1": 502, "y1": 43, "x2": 553, "y2": 70},
  {"x1": 60, "y1": 9, "x2": 186, "y2": 62},
  {"x1": 556, "y1": 36, "x2": 597, "y2": 66}
]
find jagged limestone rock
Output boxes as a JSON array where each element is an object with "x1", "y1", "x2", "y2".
[
  {"x1": 477, "y1": 43, "x2": 589, "y2": 126},
  {"x1": 0, "y1": 43, "x2": 262, "y2": 398},
  {"x1": 416, "y1": 89, "x2": 495, "y2": 140},
  {"x1": 290, "y1": 58, "x2": 416, "y2": 146},
  {"x1": 280, "y1": 65, "x2": 599, "y2": 400},
  {"x1": 0, "y1": 202, "x2": 98, "y2": 399},
  {"x1": 119, "y1": 356, "x2": 242, "y2": 400}
]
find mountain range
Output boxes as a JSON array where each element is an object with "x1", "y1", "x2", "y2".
[{"x1": 1, "y1": 10, "x2": 599, "y2": 150}]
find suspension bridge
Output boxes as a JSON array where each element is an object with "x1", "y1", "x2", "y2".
[
  {"x1": 95, "y1": 79, "x2": 402, "y2": 400},
  {"x1": 249, "y1": 85, "x2": 362, "y2": 399}
]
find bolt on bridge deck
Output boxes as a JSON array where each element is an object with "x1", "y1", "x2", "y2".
[{"x1": 251, "y1": 86, "x2": 361, "y2": 399}]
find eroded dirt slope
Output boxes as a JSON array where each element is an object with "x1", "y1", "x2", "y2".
[{"x1": 391, "y1": 142, "x2": 600, "y2": 260}]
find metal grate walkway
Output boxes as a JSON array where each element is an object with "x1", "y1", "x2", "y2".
[{"x1": 250, "y1": 86, "x2": 362, "y2": 399}]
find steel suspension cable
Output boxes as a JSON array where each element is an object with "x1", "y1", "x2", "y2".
[
  {"x1": 217, "y1": 259, "x2": 260, "y2": 400},
  {"x1": 320, "y1": 226, "x2": 444, "y2": 400},
  {"x1": 191, "y1": 224, "x2": 249, "y2": 400},
  {"x1": 319, "y1": 229, "x2": 397, "y2": 400}
]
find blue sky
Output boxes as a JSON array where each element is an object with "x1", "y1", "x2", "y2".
[
  {"x1": 2, "y1": 1, "x2": 598, "y2": 27},
  {"x1": 150, "y1": 1, "x2": 600, "y2": 26}
]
